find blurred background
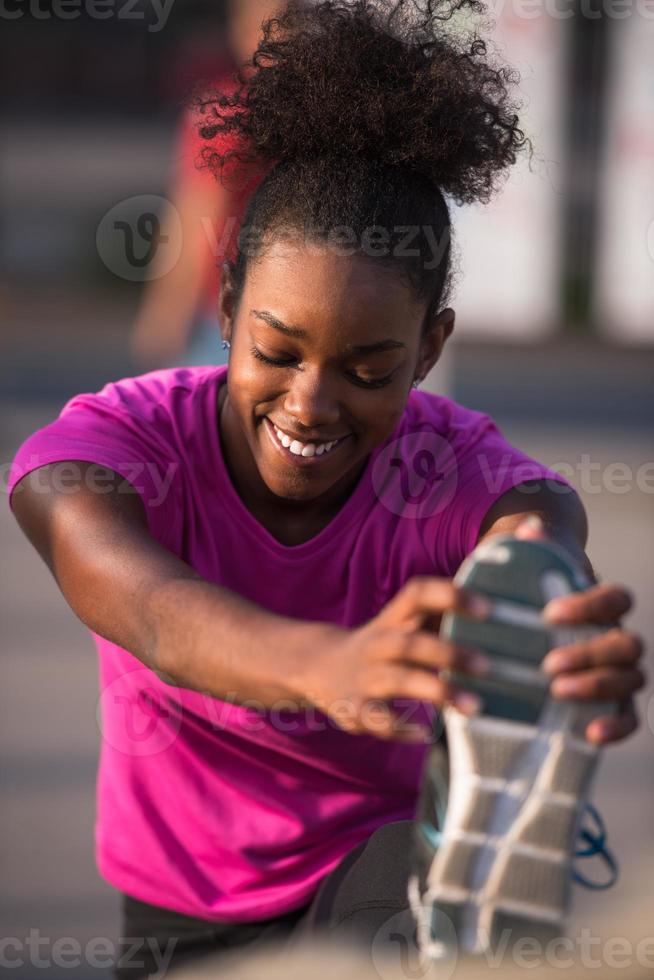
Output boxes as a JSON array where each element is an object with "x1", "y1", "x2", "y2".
[{"x1": 1, "y1": 0, "x2": 653, "y2": 977}]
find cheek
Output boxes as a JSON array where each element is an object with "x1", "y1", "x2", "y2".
[{"x1": 229, "y1": 357, "x2": 270, "y2": 407}]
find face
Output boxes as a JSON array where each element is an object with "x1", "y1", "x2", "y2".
[{"x1": 219, "y1": 238, "x2": 454, "y2": 506}]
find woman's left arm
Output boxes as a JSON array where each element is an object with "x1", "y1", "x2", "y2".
[{"x1": 477, "y1": 480, "x2": 647, "y2": 745}]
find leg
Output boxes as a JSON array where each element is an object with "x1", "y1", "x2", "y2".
[
  {"x1": 114, "y1": 892, "x2": 309, "y2": 979},
  {"x1": 293, "y1": 820, "x2": 420, "y2": 955}
]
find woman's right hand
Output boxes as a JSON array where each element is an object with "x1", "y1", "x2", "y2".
[{"x1": 299, "y1": 577, "x2": 491, "y2": 743}]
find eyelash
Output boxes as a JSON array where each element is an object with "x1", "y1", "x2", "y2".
[{"x1": 249, "y1": 346, "x2": 396, "y2": 389}]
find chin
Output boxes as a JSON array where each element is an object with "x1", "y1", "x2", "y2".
[
  {"x1": 267, "y1": 474, "x2": 326, "y2": 502},
  {"x1": 258, "y1": 459, "x2": 328, "y2": 500}
]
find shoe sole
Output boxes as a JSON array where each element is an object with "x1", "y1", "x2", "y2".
[{"x1": 409, "y1": 536, "x2": 612, "y2": 958}]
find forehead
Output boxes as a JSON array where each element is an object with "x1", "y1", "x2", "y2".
[{"x1": 243, "y1": 239, "x2": 424, "y2": 342}]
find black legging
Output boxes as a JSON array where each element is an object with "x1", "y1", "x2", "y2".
[{"x1": 113, "y1": 819, "x2": 419, "y2": 978}]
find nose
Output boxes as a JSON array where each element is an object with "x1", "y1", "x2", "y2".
[{"x1": 282, "y1": 368, "x2": 341, "y2": 431}]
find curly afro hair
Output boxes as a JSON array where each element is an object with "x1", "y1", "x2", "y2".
[{"x1": 191, "y1": 0, "x2": 527, "y2": 322}]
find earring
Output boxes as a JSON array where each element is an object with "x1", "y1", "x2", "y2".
[
  {"x1": 221, "y1": 340, "x2": 231, "y2": 350},
  {"x1": 412, "y1": 379, "x2": 420, "y2": 388}
]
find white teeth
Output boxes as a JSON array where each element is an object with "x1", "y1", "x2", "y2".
[{"x1": 271, "y1": 420, "x2": 342, "y2": 458}]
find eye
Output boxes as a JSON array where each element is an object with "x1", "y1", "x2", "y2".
[
  {"x1": 346, "y1": 371, "x2": 396, "y2": 389},
  {"x1": 250, "y1": 346, "x2": 295, "y2": 368},
  {"x1": 250, "y1": 346, "x2": 396, "y2": 389}
]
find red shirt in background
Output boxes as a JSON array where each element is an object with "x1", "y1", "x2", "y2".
[{"x1": 172, "y1": 72, "x2": 273, "y2": 318}]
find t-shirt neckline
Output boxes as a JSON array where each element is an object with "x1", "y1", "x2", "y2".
[{"x1": 207, "y1": 366, "x2": 385, "y2": 558}]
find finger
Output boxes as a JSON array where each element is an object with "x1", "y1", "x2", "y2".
[
  {"x1": 367, "y1": 664, "x2": 482, "y2": 715},
  {"x1": 380, "y1": 631, "x2": 490, "y2": 676},
  {"x1": 358, "y1": 701, "x2": 432, "y2": 744},
  {"x1": 376, "y1": 577, "x2": 490, "y2": 631},
  {"x1": 514, "y1": 514, "x2": 549, "y2": 541},
  {"x1": 543, "y1": 583, "x2": 633, "y2": 625},
  {"x1": 550, "y1": 666, "x2": 646, "y2": 702},
  {"x1": 585, "y1": 701, "x2": 639, "y2": 745},
  {"x1": 542, "y1": 629, "x2": 644, "y2": 675}
]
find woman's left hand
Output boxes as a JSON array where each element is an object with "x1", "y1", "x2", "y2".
[{"x1": 539, "y1": 582, "x2": 646, "y2": 745}]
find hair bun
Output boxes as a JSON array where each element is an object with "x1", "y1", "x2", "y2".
[{"x1": 194, "y1": 0, "x2": 527, "y2": 206}]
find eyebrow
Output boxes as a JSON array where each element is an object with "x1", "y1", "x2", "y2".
[{"x1": 250, "y1": 309, "x2": 407, "y2": 355}]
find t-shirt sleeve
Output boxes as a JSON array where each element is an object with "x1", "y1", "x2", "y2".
[
  {"x1": 6, "y1": 380, "x2": 180, "y2": 546},
  {"x1": 426, "y1": 411, "x2": 573, "y2": 575}
]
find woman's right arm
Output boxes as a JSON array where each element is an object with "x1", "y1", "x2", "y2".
[
  {"x1": 10, "y1": 461, "x2": 327, "y2": 705},
  {"x1": 11, "y1": 462, "x2": 488, "y2": 739}
]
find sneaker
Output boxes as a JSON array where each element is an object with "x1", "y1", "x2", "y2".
[{"x1": 408, "y1": 534, "x2": 617, "y2": 960}]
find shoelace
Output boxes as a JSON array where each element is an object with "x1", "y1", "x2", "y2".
[{"x1": 573, "y1": 802, "x2": 619, "y2": 890}]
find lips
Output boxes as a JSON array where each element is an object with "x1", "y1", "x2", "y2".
[
  {"x1": 268, "y1": 419, "x2": 350, "y2": 445},
  {"x1": 263, "y1": 416, "x2": 351, "y2": 464}
]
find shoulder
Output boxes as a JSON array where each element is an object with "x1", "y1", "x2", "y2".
[
  {"x1": 61, "y1": 365, "x2": 225, "y2": 429},
  {"x1": 402, "y1": 388, "x2": 513, "y2": 458},
  {"x1": 400, "y1": 390, "x2": 571, "y2": 571}
]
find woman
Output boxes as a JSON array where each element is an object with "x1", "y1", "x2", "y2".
[{"x1": 8, "y1": 1, "x2": 645, "y2": 977}]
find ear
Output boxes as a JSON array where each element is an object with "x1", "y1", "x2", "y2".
[
  {"x1": 218, "y1": 261, "x2": 238, "y2": 345},
  {"x1": 415, "y1": 307, "x2": 455, "y2": 381}
]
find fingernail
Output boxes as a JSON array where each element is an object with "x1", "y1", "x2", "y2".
[
  {"x1": 543, "y1": 599, "x2": 570, "y2": 623},
  {"x1": 466, "y1": 593, "x2": 492, "y2": 619},
  {"x1": 551, "y1": 676, "x2": 579, "y2": 697},
  {"x1": 586, "y1": 720, "x2": 609, "y2": 744},
  {"x1": 454, "y1": 692, "x2": 482, "y2": 715},
  {"x1": 541, "y1": 651, "x2": 574, "y2": 675}
]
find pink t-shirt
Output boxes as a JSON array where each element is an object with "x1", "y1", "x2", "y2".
[{"x1": 7, "y1": 365, "x2": 567, "y2": 922}]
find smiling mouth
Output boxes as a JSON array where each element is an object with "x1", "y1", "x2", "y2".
[{"x1": 263, "y1": 417, "x2": 351, "y2": 463}]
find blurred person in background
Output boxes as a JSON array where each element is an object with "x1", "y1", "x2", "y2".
[{"x1": 129, "y1": 0, "x2": 283, "y2": 369}]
